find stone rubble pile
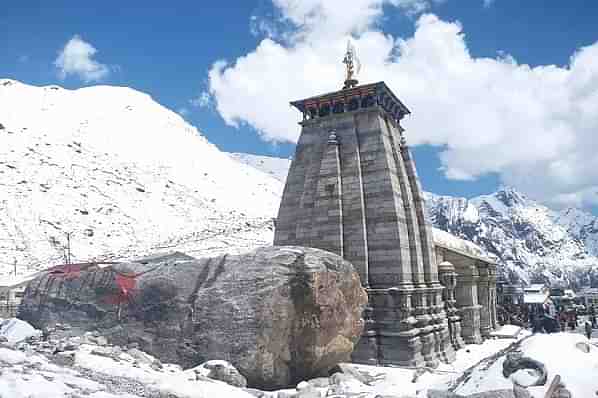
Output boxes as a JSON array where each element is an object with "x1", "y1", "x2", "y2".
[{"x1": 0, "y1": 319, "x2": 409, "y2": 398}]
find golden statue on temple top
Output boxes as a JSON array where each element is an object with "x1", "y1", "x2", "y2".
[{"x1": 343, "y1": 40, "x2": 361, "y2": 89}]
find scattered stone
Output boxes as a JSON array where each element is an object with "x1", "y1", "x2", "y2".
[
  {"x1": 575, "y1": 341, "x2": 591, "y2": 353},
  {"x1": 53, "y1": 351, "x2": 75, "y2": 367},
  {"x1": 329, "y1": 363, "x2": 375, "y2": 385},
  {"x1": 502, "y1": 352, "x2": 547, "y2": 387},
  {"x1": 193, "y1": 360, "x2": 248, "y2": 388},
  {"x1": 242, "y1": 388, "x2": 268, "y2": 397},
  {"x1": 295, "y1": 381, "x2": 319, "y2": 398},
  {"x1": 512, "y1": 385, "x2": 532, "y2": 398},
  {"x1": 306, "y1": 377, "x2": 330, "y2": 388}
]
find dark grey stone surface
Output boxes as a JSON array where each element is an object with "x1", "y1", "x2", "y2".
[
  {"x1": 18, "y1": 246, "x2": 368, "y2": 389},
  {"x1": 274, "y1": 84, "x2": 452, "y2": 367}
]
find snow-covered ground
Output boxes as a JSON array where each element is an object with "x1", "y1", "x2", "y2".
[
  {"x1": 452, "y1": 332, "x2": 598, "y2": 398},
  {"x1": 4, "y1": 318, "x2": 594, "y2": 398},
  {"x1": 227, "y1": 152, "x2": 291, "y2": 183},
  {"x1": 0, "y1": 79, "x2": 283, "y2": 282},
  {"x1": 0, "y1": 318, "x2": 555, "y2": 398}
]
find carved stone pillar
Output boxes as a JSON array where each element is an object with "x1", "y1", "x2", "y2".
[
  {"x1": 476, "y1": 262, "x2": 492, "y2": 338},
  {"x1": 438, "y1": 261, "x2": 464, "y2": 353},
  {"x1": 488, "y1": 263, "x2": 498, "y2": 329},
  {"x1": 351, "y1": 299, "x2": 378, "y2": 365},
  {"x1": 455, "y1": 264, "x2": 482, "y2": 344}
]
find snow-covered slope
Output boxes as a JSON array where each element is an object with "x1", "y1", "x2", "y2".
[
  {"x1": 227, "y1": 152, "x2": 291, "y2": 183},
  {"x1": 237, "y1": 152, "x2": 598, "y2": 287},
  {"x1": 0, "y1": 79, "x2": 283, "y2": 279}
]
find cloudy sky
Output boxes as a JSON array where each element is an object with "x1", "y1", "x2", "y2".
[{"x1": 2, "y1": 1, "x2": 598, "y2": 212}]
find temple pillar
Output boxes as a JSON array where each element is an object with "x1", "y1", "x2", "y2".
[
  {"x1": 488, "y1": 264, "x2": 499, "y2": 329},
  {"x1": 438, "y1": 260, "x2": 463, "y2": 355},
  {"x1": 476, "y1": 262, "x2": 492, "y2": 338},
  {"x1": 454, "y1": 263, "x2": 482, "y2": 344}
]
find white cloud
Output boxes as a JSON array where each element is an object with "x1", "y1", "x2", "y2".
[
  {"x1": 483, "y1": 0, "x2": 495, "y2": 7},
  {"x1": 54, "y1": 35, "x2": 110, "y2": 82},
  {"x1": 207, "y1": 1, "x2": 598, "y2": 209}
]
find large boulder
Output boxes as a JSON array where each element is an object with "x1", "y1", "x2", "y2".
[{"x1": 19, "y1": 246, "x2": 367, "y2": 389}]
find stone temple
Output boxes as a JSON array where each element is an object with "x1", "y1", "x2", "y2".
[{"x1": 274, "y1": 46, "x2": 498, "y2": 367}]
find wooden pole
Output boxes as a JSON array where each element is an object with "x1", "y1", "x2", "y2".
[
  {"x1": 66, "y1": 232, "x2": 72, "y2": 264},
  {"x1": 544, "y1": 374, "x2": 560, "y2": 398}
]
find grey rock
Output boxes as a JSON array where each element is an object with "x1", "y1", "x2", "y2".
[
  {"x1": 243, "y1": 388, "x2": 267, "y2": 398},
  {"x1": 19, "y1": 246, "x2": 367, "y2": 389},
  {"x1": 277, "y1": 391, "x2": 298, "y2": 398},
  {"x1": 427, "y1": 390, "x2": 516, "y2": 398},
  {"x1": 306, "y1": 377, "x2": 330, "y2": 388},
  {"x1": 199, "y1": 360, "x2": 247, "y2": 388},
  {"x1": 512, "y1": 385, "x2": 531, "y2": 398},
  {"x1": 466, "y1": 391, "x2": 515, "y2": 398},
  {"x1": 329, "y1": 363, "x2": 375, "y2": 385},
  {"x1": 53, "y1": 351, "x2": 75, "y2": 367},
  {"x1": 127, "y1": 347, "x2": 155, "y2": 366},
  {"x1": 502, "y1": 353, "x2": 547, "y2": 387}
]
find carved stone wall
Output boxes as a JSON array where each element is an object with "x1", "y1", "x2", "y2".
[
  {"x1": 435, "y1": 245, "x2": 497, "y2": 345},
  {"x1": 437, "y1": 259, "x2": 464, "y2": 354},
  {"x1": 275, "y1": 82, "x2": 451, "y2": 367}
]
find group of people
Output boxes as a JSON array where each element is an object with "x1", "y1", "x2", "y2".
[{"x1": 499, "y1": 301, "x2": 596, "y2": 339}]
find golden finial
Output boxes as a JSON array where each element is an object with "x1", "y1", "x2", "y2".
[{"x1": 342, "y1": 40, "x2": 361, "y2": 89}]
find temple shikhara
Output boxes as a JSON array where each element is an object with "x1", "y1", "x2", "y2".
[{"x1": 274, "y1": 42, "x2": 498, "y2": 366}]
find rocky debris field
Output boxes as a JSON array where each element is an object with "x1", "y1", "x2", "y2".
[
  {"x1": 0, "y1": 318, "x2": 406, "y2": 398},
  {"x1": 0, "y1": 318, "x2": 597, "y2": 397}
]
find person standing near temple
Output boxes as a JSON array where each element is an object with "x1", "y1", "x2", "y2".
[{"x1": 585, "y1": 319, "x2": 593, "y2": 340}]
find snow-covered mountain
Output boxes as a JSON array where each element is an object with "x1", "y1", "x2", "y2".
[
  {"x1": 0, "y1": 79, "x2": 283, "y2": 280},
  {"x1": 3, "y1": 79, "x2": 597, "y2": 288},
  {"x1": 424, "y1": 188, "x2": 598, "y2": 286},
  {"x1": 234, "y1": 153, "x2": 598, "y2": 287}
]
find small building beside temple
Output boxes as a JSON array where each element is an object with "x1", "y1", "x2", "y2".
[
  {"x1": 433, "y1": 228, "x2": 498, "y2": 344},
  {"x1": 497, "y1": 277, "x2": 524, "y2": 306}
]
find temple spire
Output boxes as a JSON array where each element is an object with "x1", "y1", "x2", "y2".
[{"x1": 342, "y1": 40, "x2": 361, "y2": 89}]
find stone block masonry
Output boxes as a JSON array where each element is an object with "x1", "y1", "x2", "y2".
[{"x1": 274, "y1": 82, "x2": 454, "y2": 367}]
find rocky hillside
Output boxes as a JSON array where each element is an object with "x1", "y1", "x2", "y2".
[
  {"x1": 233, "y1": 153, "x2": 598, "y2": 287},
  {"x1": 0, "y1": 79, "x2": 282, "y2": 280}
]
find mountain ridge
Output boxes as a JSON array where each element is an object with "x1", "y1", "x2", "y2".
[
  {"x1": 3, "y1": 79, "x2": 597, "y2": 288},
  {"x1": 0, "y1": 79, "x2": 281, "y2": 280}
]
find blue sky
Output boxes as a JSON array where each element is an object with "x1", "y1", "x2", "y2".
[{"x1": 2, "y1": 1, "x2": 598, "y2": 209}]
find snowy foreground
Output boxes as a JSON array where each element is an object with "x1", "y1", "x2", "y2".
[{"x1": 0, "y1": 319, "x2": 596, "y2": 398}]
